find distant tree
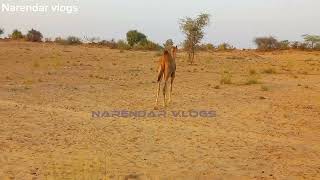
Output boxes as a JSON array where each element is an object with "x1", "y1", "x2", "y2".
[
  {"x1": 254, "y1": 36, "x2": 279, "y2": 51},
  {"x1": 11, "y1": 29, "x2": 24, "y2": 39},
  {"x1": 302, "y1": 34, "x2": 320, "y2": 49},
  {"x1": 126, "y1": 30, "x2": 147, "y2": 47},
  {"x1": 163, "y1": 39, "x2": 174, "y2": 50},
  {"x1": 0, "y1": 28, "x2": 4, "y2": 37},
  {"x1": 26, "y1": 29, "x2": 43, "y2": 42},
  {"x1": 180, "y1": 13, "x2": 210, "y2": 64}
]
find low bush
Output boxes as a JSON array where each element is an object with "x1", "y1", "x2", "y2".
[
  {"x1": 133, "y1": 39, "x2": 162, "y2": 51},
  {"x1": 116, "y1": 40, "x2": 131, "y2": 50},
  {"x1": 55, "y1": 36, "x2": 82, "y2": 45}
]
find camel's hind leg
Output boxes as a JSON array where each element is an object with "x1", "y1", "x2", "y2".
[
  {"x1": 155, "y1": 67, "x2": 164, "y2": 107},
  {"x1": 155, "y1": 81, "x2": 161, "y2": 107},
  {"x1": 168, "y1": 72, "x2": 175, "y2": 103},
  {"x1": 163, "y1": 80, "x2": 168, "y2": 107}
]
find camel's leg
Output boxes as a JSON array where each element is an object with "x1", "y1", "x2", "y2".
[
  {"x1": 163, "y1": 80, "x2": 168, "y2": 107},
  {"x1": 168, "y1": 73, "x2": 175, "y2": 103},
  {"x1": 155, "y1": 81, "x2": 161, "y2": 106}
]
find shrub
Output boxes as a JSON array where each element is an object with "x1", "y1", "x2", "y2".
[
  {"x1": 254, "y1": 36, "x2": 279, "y2": 51},
  {"x1": 197, "y1": 43, "x2": 215, "y2": 51},
  {"x1": 11, "y1": 29, "x2": 24, "y2": 39},
  {"x1": 54, "y1": 37, "x2": 67, "y2": 44},
  {"x1": 26, "y1": 29, "x2": 43, "y2": 42},
  {"x1": 45, "y1": 38, "x2": 53, "y2": 43},
  {"x1": 290, "y1": 41, "x2": 300, "y2": 49},
  {"x1": 98, "y1": 39, "x2": 117, "y2": 49},
  {"x1": 133, "y1": 39, "x2": 162, "y2": 51},
  {"x1": 278, "y1": 40, "x2": 290, "y2": 50},
  {"x1": 66, "y1": 36, "x2": 82, "y2": 45},
  {"x1": 54, "y1": 36, "x2": 81, "y2": 45},
  {"x1": 126, "y1": 30, "x2": 147, "y2": 47},
  {"x1": 117, "y1": 40, "x2": 131, "y2": 50},
  {"x1": 217, "y1": 43, "x2": 234, "y2": 51},
  {"x1": 0, "y1": 28, "x2": 4, "y2": 36}
]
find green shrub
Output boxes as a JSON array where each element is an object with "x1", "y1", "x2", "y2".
[
  {"x1": 0, "y1": 28, "x2": 4, "y2": 36},
  {"x1": 133, "y1": 39, "x2": 162, "y2": 51},
  {"x1": 26, "y1": 29, "x2": 43, "y2": 42},
  {"x1": 11, "y1": 29, "x2": 24, "y2": 39},
  {"x1": 117, "y1": 40, "x2": 131, "y2": 50}
]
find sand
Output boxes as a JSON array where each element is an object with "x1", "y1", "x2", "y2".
[{"x1": 0, "y1": 41, "x2": 319, "y2": 179}]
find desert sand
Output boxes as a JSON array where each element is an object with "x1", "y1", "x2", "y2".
[{"x1": 0, "y1": 41, "x2": 319, "y2": 179}]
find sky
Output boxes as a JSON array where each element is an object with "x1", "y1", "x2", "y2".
[{"x1": 0, "y1": 0, "x2": 320, "y2": 48}]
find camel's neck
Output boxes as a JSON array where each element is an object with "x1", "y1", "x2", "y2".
[{"x1": 171, "y1": 51, "x2": 177, "y2": 60}]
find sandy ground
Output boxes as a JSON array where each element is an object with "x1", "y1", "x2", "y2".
[{"x1": 0, "y1": 41, "x2": 320, "y2": 179}]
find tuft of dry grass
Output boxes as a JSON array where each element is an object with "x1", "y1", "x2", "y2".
[
  {"x1": 263, "y1": 68, "x2": 276, "y2": 74},
  {"x1": 220, "y1": 73, "x2": 232, "y2": 85},
  {"x1": 261, "y1": 85, "x2": 269, "y2": 91}
]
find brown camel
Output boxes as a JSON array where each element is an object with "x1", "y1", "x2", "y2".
[{"x1": 155, "y1": 46, "x2": 177, "y2": 107}]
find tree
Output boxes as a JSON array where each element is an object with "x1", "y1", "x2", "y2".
[
  {"x1": 254, "y1": 36, "x2": 279, "y2": 51},
  {"x1": 163, "y1": 39, "x2": 174, "y2": 50},
  {"x1": 180, "y1": 13, "x2": 210, "y2": 64},
  {"x1": 0, "y1": 28, "x2": 4, "y2": 37},
  {"x1": 126, "y1": 30, "x2": 147, "y2": 47},
  {"x1": 11, "y1": 29, "x2": 24, "y2": 39},
  {"x1": 302, "y1": 34, "x2": 320, "y2": 49},
  {"x1": 26, "y1": 29, "x2": 43, "y2": 42}
]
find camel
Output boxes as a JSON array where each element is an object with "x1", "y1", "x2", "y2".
[{"x1": 155, "y1": 46, "x2": 177, "y2": 107}]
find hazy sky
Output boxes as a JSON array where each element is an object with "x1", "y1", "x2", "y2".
[{"x1": 1, "y1": 0, "x2": 320, "y2": 48}]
